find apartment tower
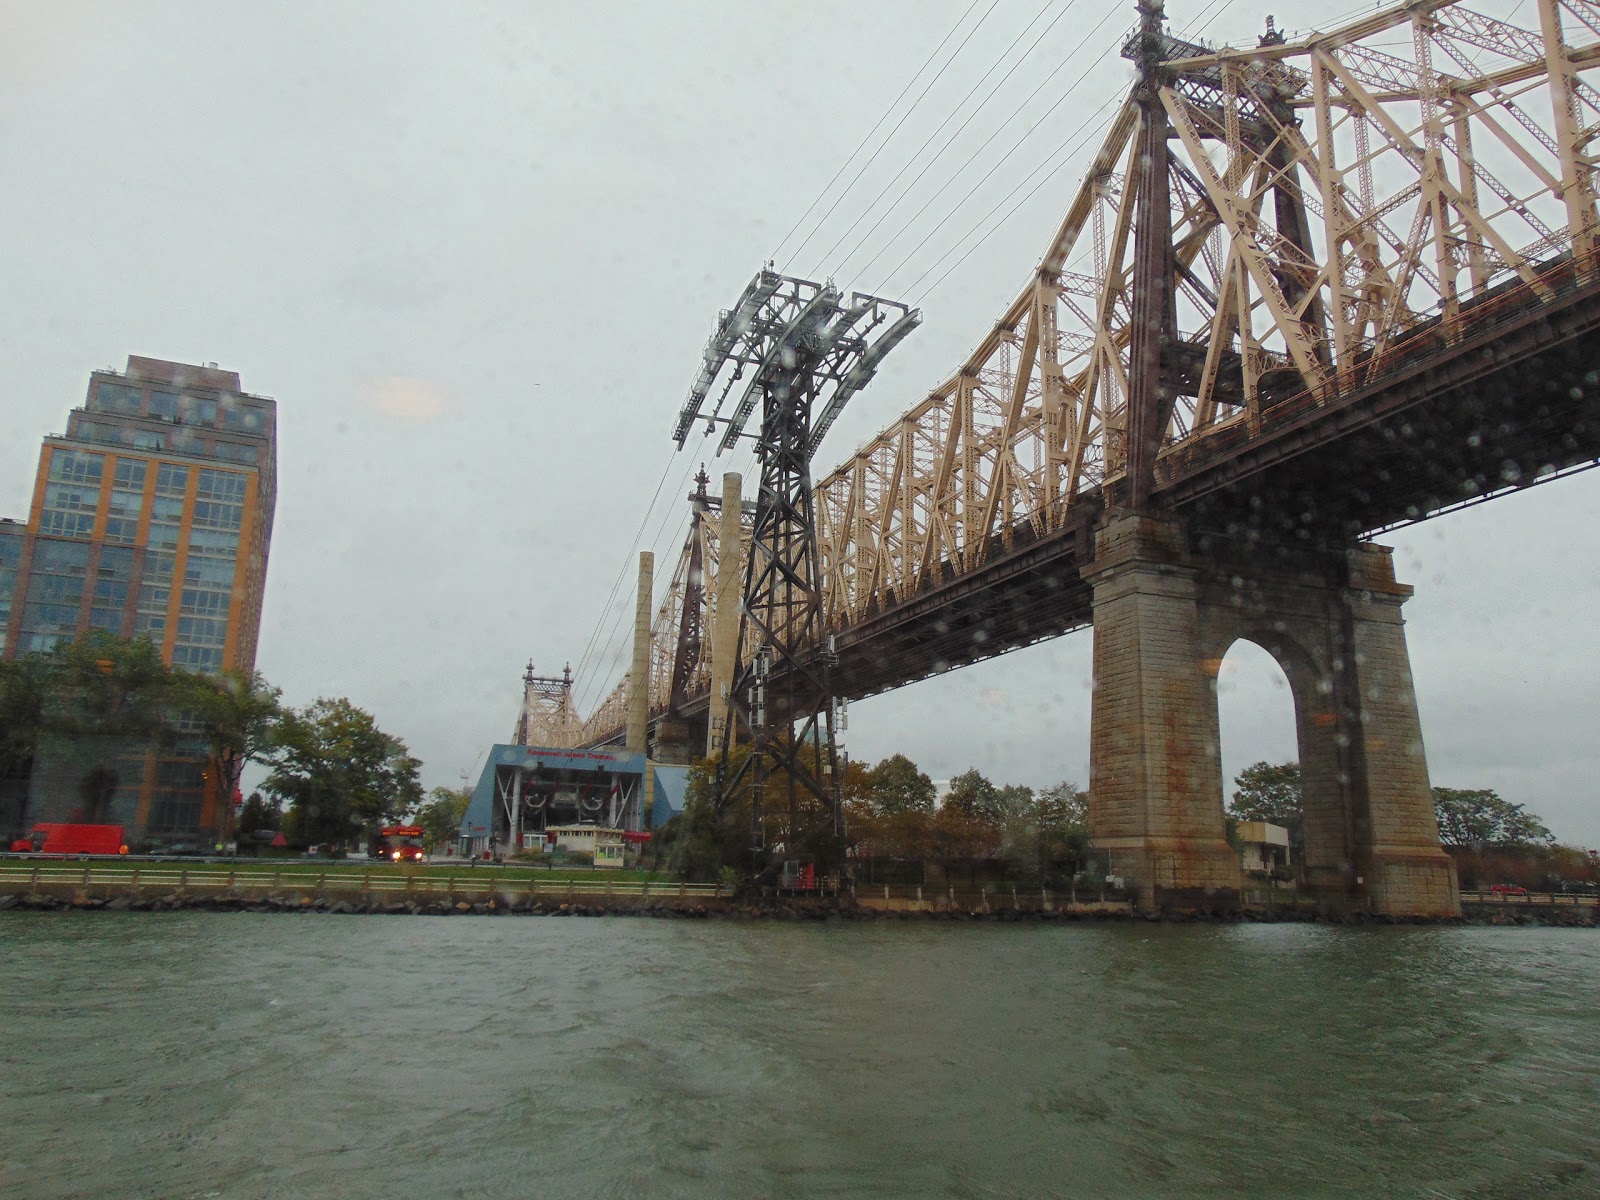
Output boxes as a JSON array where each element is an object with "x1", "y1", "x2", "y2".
[{"x1": 0, "y1": 356, "x2": 277, "y2": 844}]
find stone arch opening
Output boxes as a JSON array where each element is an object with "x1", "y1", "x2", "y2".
[{"x1": 1215, "y1": 637, "x2": 1301, "y2": 877}]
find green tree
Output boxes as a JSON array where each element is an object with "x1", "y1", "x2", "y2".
[
  {"x1": 1228, "y1": 761, "x2": 1304, "y2": 861},
  {"x1": 1432, "y1": 787, "x2": 1553, "y2": 849},
  {"x1": 236, "y1": 791, "x2": 282, "y2": 842},
  {"x1": 174, "y1": 669, "x2": 283, "y2": 835},
  {"x1": 660, "y1": 747, "x2": 756, "y2": 883},
  {"x1": 1035, "y1": 780, "x2": 1092, "y2": 876},
  {"x1": 1227, "y1": 761, "x2": 1303, "y2": 826},
  {"x1": 865, "y1": 753, "x2": 936, "y2": 815},
  {"x1": 416, "y1": 785, "x2": 472, "y2": 851},
  {"x1": 265, "y1": 698, "x2": 423, "y2": 849},
  {"x1": 0, "y1": 653, "x2": 49, "y2": 776},
  {"x1": 945, "y1": 768, "x2": 1005, "y2": 825},
  {"x1": 44, "y1": 629, "x2": 182, "y2": 745},
  {"x1": 1035, "y1": 780, "x2": 1090, "y2": 831}
]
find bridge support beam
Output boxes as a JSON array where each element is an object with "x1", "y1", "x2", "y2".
[{"x1": 1086, "y1": 513, "x2": 1459, "y2": 918}]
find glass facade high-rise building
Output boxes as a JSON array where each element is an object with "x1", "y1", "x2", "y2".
[{"x1": 0, "y1": 356, "x2": 276, "y2": 845}]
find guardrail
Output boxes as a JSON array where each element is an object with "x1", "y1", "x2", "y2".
[
  {"x1": 1460, "y1": 889, "x2": 1598, "y2": 906},
  {"x1": 0, "y1": 863, "x2": 724, "y2": 903}
]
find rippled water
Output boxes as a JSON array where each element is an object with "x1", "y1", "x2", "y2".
[{"x1": 1, "y1": 914, "x2": 1595, "y2": 1199}]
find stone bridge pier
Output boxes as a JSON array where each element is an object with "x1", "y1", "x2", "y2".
[{"x1": 1085, "y1": 513, "x2": 1459, "y2": 918}]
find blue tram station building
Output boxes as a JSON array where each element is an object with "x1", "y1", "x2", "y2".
[{"x1": 458, "y1": 744, "x2": 688, "y2": 858}]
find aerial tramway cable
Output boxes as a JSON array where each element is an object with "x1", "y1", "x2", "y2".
[
  {"x1": 817, "y1": 0, "x2": 1080, "y2": 280},
  {"x1": 770, "y1": 0, "x2": 988, "y2": 265},
  {"x1": 784, "y1": 0, "x2": 1006, "y2": 268}
]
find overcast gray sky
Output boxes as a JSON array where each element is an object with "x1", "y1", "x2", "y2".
[{"x1": 3, "y1": 0, "x2": 1597, "y2": 846}]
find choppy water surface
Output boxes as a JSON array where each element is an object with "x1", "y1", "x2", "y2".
[{"x1": 1, "y1": 914, "x2": 1595, "y2": 1200}]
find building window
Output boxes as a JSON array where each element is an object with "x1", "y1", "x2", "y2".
[
  {"x1": 196, "y1": 469, "x2": 247, "y2": 502},
  {"x1": 21, "y1": 602, "x2": 79, "y2": 634},
  {"x1": 186, "y1": 528, "x2": 238, "y2": 558},
  {"x1": 31, "y1": 539, "x2": 91, "y2": 576},
  {"x1": 191, "y1": 501, "x2": 243, "y2": 532},
  {"x1": 180, "y1": 588, "x2": 229, "y2": 617},
  {"x1": 94, "y1": 382, "x2": 144, "y2": 415},
  {"x1": 37, "y1": 510, "x2": 96, "y2": 539},
  {"x1": 176, "y1": 616, "x2": 227, "y2": 646},
  {"x1": 88, "y1": 607, "x2": 125, "y2": 633},
  {"x1": 132, "y1": 431, "x2": 164, "y2": 451},
  {"x1": 155, "y1": 463, "x2": 189, "y2": 496},
  {"x1": 107, "y1": 488, "x2": 143, "y2": 518},
  {"x1": 147, "y1": 522, "x2": 181, "y2": 551},
  {"x1": 150, "y1": 495, "x2": 184, "y2": 522},
  {"x1": 221, "y1": 402, "x2": 266, "y2": 433},
  {"x1": 49, "y1": 450, "x2": 105, "y2": 484},
  {"x1": 213, "y1": 442, "x2": 258, "y2": 466},
  {"x1": 171, "y1": 645, "x2": 223, "y2": 673},
  {"x1": 113, "y1": 460, "x2": 147, "y2": 489},
  {"x1": 183, "y1": 557, "x2": 234, "y2": 588},
  {"x1": 27, "y1": 574, "x2": 82, "y2": 604},
  {"x1": 143, "y1": 551, "x2": 175, "y2": 583},
  {"x1": 149, "y1": 391, "x2": 179, "y2": 421},
  {"x1": 182, "y1": 395, "x2": 218, "y2": 426},
  {"x1": 97, "y1": 546, "x2": 135, "y2": 581}
]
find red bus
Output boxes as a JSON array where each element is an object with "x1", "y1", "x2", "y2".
[{"x1": 372, "y1": 825, "x2": 426, "y2": 863}]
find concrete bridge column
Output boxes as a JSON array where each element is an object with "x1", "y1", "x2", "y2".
[
  {"x1": 1086, "y1": 515, "x2": 1242, "y2": 913},
  {"x1": 1086, "y1": 512, "x2": 1459, "y2": 918},
  {"x1": 1326, "y1": 547, "x2": 1460, "y2": 916}
]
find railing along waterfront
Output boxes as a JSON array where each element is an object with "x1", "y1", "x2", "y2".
[{"x1": 0, "y1": 863, "x2": 724, "y2": 902}]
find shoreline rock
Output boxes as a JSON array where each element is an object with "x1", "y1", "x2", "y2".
[{"x1": 0, "y1": 889, "x2": 1593, "y2": 926}]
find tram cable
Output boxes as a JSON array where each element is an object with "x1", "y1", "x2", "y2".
[
  {"x1": 770, "y1": 0, "x2": 989, "y2": 266},
  {"x1": 811, "y1": 0, "x2": 1068, "y2": 278}
]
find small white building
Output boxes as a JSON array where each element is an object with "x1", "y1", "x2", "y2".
[
  {"x1": 1236, "y1": 821, "x2": 1291, "y2": 874},
  {"x1": 546, "y1": 824, "x2": 626, "y2": 867}
]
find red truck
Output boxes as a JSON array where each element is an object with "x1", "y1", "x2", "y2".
[{"x1": 9, "y1": 823, "x2": 128, "y2": 855}]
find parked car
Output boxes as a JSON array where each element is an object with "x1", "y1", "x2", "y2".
[{"x1": 1488, "y1": 883, "x2": 1529, "y2": 895}]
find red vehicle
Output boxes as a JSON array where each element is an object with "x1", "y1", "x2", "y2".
[
  {"x1": 12, "y1": 824, "x2": 128, "y2": 855},
  {"x1": 1489, "y1": 883, "x2": 1529, "y2": 895},
  {"x1": 372, "y1": 825, "x2": 426, "y2": 863}
]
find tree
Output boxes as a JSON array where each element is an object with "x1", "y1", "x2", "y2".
[
  {"x1": 265, "y1": 698, "x2": 423, "y2": 849},
  {"x1": 44, "y1": 629, "x2": 183, "y2": 746},
  {"x1": 1035, "y1": 780, "x2": 1090, "y2": 831},
  {"x1": 1432, "y1": 787, "x2": 1554, "y2": 849},
  {"x1": 1227, "y1": 761, "x2": 1303, "y2": 826},
  {"x1": 416, "y1": 785, "x2": 472, "y2": 851},
  {"x1": 0, "y1": 653, "x2": 49, "y2": 776},
  {"x1": 660, "y1": 747, "x2": 756, "y2": 883},
  {"x1": 174, "y1": 669, "x2": 283, "y2": 837},
  {"x1": 945, "y1": 768, "x2": 1005, "y2": 825},
  {"x1": 236, "y1": 791, "x2": 283, "y2": 842},
  {"x1": 865, "y1": 753, "x2": 935, "y2": 815}
]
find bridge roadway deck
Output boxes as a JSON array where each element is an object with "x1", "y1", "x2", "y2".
[{"x1": 649, "y1": 271, "x2": 1600, "y2": 735}]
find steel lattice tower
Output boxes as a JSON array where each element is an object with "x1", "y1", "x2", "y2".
[{"x1": 673, "y1": 269, "x2": 919, "y2": 877}]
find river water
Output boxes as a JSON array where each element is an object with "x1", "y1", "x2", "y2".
[{"x1": 1, "y1": 914, "x2": 1595, "y2": 1200}]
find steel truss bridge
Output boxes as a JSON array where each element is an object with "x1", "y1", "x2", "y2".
[{"x1": 533, "y1": 0, "x2": 1600, "y2": 754}]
